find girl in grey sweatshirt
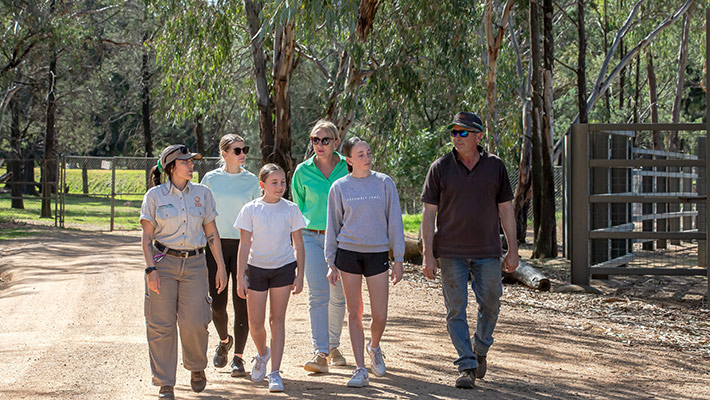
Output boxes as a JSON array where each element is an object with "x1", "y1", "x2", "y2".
[{"x1": 324, "y1": 137, "x2": 405, "y2": 388}]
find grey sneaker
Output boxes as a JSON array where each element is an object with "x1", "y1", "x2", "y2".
[
  {"x1": 303, "y1": 353, "x2": 329, "y2": 373},
  {"x1": 268, "y1": 370, "x2": 284, "y2": 392},
  {"x1": 328, "y1": 347, "x2": 347, "y2": 366},
  {"x1": 158, "y1": 385, "x2": 174, "y2": 399},
  {"x1": 475, "y1": 354, "x2": 487, "y2": 379},
  {"x1": 367, "y1": 343, "x2": 386, "y2": 377},
  {"x1": 455, "y1": 369, "x2": 475, "y2": 389},
  {"x1": 346, "y1": 367, "x2": 369, "y2": 387},
  {"x1": 213, "y1": 335, "x2": 233, "y2": 368},
  {"x1": 250, "y1": 347, "x2": 270, "y2": 382}
]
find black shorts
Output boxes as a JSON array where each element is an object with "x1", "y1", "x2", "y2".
[
  {"x1": 246, "y1": 261, "x2": 297, "y2": 292},
  {"x1": 335, "y1": 248, "x2": 390, "y2": 277}
]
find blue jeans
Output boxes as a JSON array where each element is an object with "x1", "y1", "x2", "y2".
[
  {"x1": 303, "y1": 230, "x2": 346, "y2": 354},
  {"x1": 440, "y1": 257, "x2": 502, "y2": 372}
]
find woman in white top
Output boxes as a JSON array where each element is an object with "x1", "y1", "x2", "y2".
[{"x1": 200, "y1": 134, "x2": 260, "y2": 377}]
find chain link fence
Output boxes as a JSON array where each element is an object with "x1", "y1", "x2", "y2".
[{"x1": 2, "y1": 155, "x2": 565, "y2": 233}]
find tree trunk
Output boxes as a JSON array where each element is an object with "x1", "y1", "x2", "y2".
[
  {"x1": 633, "y1": 53, "x2": 640, "y2": 124},
  {"x1": 533, "y1": 0, "x2": 557, "y2": 258},
  {"x1": 511, "y1": 13, "x2": 532, "y2": 245},
  {"x1": 271, "y1": 21, "x2": 296, "y2": 177},
  {"x1": 484, "y1": 0, "x2": 515, "y2": 153},
  {"x1": 243, "y1": 0, "x2": 275, "y2": 167},
  {"x1": 41, "y1": 49, "x2": 57, "y2": 218},
  {"x1": 530, "y1": 0, "x2": 543, "y2": 245},
  {"x1": 668, "y1": 1, "x2": 693, "y2": 152},
  {"x1": 9, "y1": 90, "x2": 24, "y2": 209},
  {"x1": 326, "y1": 0, "x2": 380, "y2": 139},
  {"x1": 647, "y1": 51, "x2": 660, "y2": 150},
  {"x1": 141, "y1": 32, "x2": 153, "y2": 157},
  {"x1": 578, "y1": 0, "x2": 587, "y2": 123}
]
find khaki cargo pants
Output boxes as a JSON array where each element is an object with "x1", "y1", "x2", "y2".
[{"x1": 144, "y1": 252, "x2": 212, "y2": 386}]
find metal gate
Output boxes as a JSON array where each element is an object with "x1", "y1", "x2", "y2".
[{"x1": 569, "y1": 123, "x2": 709, "y2": 300}]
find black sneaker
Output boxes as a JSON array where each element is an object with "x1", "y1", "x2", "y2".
[
  {"x1": 475, "y1": 354, "x2": 487, "y2": 379},
  {"x1": 231, "y1": 355, "x2": 246, "y2": 377},
  {"x1": 213, "y1": 335, "x2": 233, "y2": 368},
  {"x1": 455, "y1": 369, "x2": 475, "y2": 389}
]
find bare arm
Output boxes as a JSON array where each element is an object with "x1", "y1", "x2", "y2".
[
  {"x1": 498, "y1": 200, "x2": 519, "y2": 273},
  {"x1": 421, "y1": 203, "x2": 438, "y2": 280},
  {"x1": 291, "y1": 229, "x2": 305, "y2": 294},
  {"x1": 236, "y1": 229, "x2": 252, "y2": 299},
  {"x1": 203, "y1": 220, "x2": 227, "y2": 294},
  {"x1": 140, "y1": 219, "x2": 160, "y2": 294}
]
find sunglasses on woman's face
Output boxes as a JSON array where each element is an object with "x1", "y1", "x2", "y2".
[
  {"x1": 232, "y1": 146, "x2": 249, "y2": 155},
  {"x1": 311, "y1": 136, "x2": 333, "y2": 146}
]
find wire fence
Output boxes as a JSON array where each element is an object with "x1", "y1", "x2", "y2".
[{"x1": 1, "y1": 155, "x2": 565, "y2": 233}]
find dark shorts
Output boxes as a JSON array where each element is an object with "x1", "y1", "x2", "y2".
[
  {"x1": 246, "y1": 261, "x2": 297, "y2": 292},
  {"x1": 335, "y1": 248, "x2": 390, "y2": 277}
]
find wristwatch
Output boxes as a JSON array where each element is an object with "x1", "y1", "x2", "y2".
[{"x1": 145, "y1": 266, "x2": 158, "y2": 275}]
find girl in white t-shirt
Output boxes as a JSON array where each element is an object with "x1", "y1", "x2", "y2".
[{"x1": 235, "y1": 163, "x2": 306, "y2": 392}]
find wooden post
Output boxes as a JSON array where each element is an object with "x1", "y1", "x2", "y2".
[
  {"x1": 571, "y1": 123, "x2": 590, "y2": 285},
  {"x1": 110, "y1": 159, "x2": 115, "y2": 232}
]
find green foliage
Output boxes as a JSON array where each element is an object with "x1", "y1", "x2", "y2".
[{"x1": 402, "y1": 213, "x2": 422, "y2": 235}]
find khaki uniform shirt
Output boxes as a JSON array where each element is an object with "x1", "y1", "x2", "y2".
[{"x1": 140, "y1": 181, "x2": 218, "y2": 250}]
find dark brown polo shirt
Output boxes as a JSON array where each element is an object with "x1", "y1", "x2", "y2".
[{"x1": 421, "y1": 146, "x2": 513, "y2": 259}]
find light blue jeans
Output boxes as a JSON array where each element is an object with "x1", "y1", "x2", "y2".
[
  {"x1": 440, "y1": 257, "x2": 502, "y2": 372},
  {"x1": 304, "y1": 230, "x2": 346, "y2": 354}
]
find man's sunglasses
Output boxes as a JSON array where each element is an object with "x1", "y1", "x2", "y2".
[
  {"x1": 451, "y1": 129, "x2": 480, "y2": 138},
  {"x1": 311, "y1": 136, "x2": 333, "y2": 146},
  {"x1": 232, "y1": 146, "x2": 249, "y2": 155}
]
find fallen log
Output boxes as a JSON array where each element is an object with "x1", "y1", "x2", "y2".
[{"x1": 502, "y1": 259, "x2": 551, "y2": 291}]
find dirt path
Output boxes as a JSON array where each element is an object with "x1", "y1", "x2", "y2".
[{"x1": 1, "y1": 228, "x2": 708, "y2": 399}]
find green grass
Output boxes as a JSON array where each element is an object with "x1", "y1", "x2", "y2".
[
  {"x1": 0, "y1": 226, "x2": 43, "y2": 240},
  {"x1": 402, "y1": 214, "x2": 422, "y2": 235},
  {"x1": 0, "y1": 193, "x2": 142, "y2": 230}
]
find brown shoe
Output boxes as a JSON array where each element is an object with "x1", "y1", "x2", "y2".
[
  {"x1": 327, "y1": 347, "x2": 346, "y2": 366},
  {"x1": 158, "y1": 385, "x2": 174, "y2": 399},
  {"x1": 190, "y1": 370, "x2": 207, "y2": 393},
  {"x1": 475, "y1": 354, "x2": 487, "y2": 379},
  {"x1": 455, "y1": 369, "x2": 476, "y2": 389},
  {"x1": 303, "y1": 353, "x2": 329, "y2": 373}
]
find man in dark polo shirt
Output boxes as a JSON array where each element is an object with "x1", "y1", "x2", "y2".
[{"x1": 421, "y1": 111, "x2": 518, "y2": 389}]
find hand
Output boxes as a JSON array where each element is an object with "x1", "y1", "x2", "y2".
[
  {"x1": 391, "y1": 261, "x2": 403, "y2": 285},
  {"x1": 422, "y1": 253, "x2": 438, "y2": 280},
  {"x1": 215, "y1": 266, "x2": 228, "y2": 294},
  {"x1": 292, "y1": 275, "x2": 304, "y2": 295},
  {"x1": 236, "y1": 276, "x2": 248, "y2": 299},
  {"x1": 327, "y1": 266, "x2": 340, "y2": 286},
  {"x1": 503, "y1": 251, "x2": 519, "y2": 273},
  {"x1": 147, "y1": 270, "x2": 161, "y2": 295}
]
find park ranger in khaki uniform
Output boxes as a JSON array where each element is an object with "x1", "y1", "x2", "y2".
[{"x1": 140, "y1": 144, "x2": 228, "y2": 399}]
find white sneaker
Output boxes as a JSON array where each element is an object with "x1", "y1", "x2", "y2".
[
  {"x1": 367, "y1": 343, "x2": 386, "y2": 377},
  {"x1": 267, "y1": 370, "x2": 284, "y2": 392},
  {"x1": 346, "y1": 367, "x2": 369, "y2": 387},
  {"x1": 250, "y1": 347, "x2": 270, "y2": 382}
]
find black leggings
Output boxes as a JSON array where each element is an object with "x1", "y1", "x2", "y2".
[{"x1": 206, "y1": 238, "x2": 249, "y2": 354}]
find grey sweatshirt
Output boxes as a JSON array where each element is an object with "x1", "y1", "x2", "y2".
[{"x1": 325, "y1": 171, "x2": 405, "y2": 266}]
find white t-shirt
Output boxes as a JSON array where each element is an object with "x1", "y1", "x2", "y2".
[{"x1": 234, "y1": 198, "x2": 306, "y2": 269}]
